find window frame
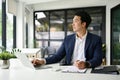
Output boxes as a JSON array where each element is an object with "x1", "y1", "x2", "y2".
[{"x1": 34, "y1": 6, "x2": 106, "y2": 48}]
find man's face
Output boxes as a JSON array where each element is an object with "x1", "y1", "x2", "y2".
[{"x1": 72, "y1": 16, "x2": 85, "y2": 32}]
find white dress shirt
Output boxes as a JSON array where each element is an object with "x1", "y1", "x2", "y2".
[{"x1": 71, "y1": 31, "x2": 88, "y2": 64}]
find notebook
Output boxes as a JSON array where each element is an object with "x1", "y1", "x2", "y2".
[
  {"x1": 15, "y1": 53, "x2": 52, "y2": 70},
  {"x1": 62, "y1": 66, "x2": 87, "y2": 73}
]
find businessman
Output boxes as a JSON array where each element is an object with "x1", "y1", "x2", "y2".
[{"x1": 32, "y1": 11, "x2": 102, "y2": 69}]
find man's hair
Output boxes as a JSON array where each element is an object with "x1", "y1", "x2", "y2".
[{"x1": 75, "y1": 11, "x2": 91, "y2": 28}]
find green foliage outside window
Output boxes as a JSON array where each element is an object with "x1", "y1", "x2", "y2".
[
  {"x1": 112, "y1": 42, "x2": 120, "y2": 64},
  {"x1": 0, "y1": 9, "x2": 2, "y2": 37},
  {"x1": 0, "y1": 8, "x2": 13, "y2": 48},
  {"x1": 113, "y1": 43, "x2": 120, "y2": 56}
]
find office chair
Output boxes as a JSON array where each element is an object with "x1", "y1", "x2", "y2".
[{"x1": 45, "y1": 46, "x2": 56, "y2": 57}]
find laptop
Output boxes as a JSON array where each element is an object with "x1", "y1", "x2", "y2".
[{"x1": 15, "y1": 52, "x2": 52, "y2": 70}]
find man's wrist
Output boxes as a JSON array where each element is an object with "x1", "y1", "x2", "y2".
[
  {"x1": 43, "y1": 59, "x2": 46, "y2": 65},
  {"x1": 38, "y1": 58, "x2": 46, "y2": 65}
]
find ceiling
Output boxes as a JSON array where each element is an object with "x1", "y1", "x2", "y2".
[
  {"x1": 19, "y1": 0, "x2": 61, "y2": 4},
  {"x1": 18, "y1": 0, "x2": 108, "y2": 11}
]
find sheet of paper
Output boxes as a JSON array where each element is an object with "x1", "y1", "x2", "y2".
[{"x1": 62, "y1": 66, "x2": 87, "y2": 73}]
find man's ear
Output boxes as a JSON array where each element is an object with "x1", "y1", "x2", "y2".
[{"x1": 82, "y1": 22, "x2": 86, "y2": 28}]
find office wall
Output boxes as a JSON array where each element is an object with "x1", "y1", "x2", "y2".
[
  {"x1": 16, "y1": 1, "x2": 34, "y2": 48},
  {"x1": 16, "y1": 2, "x2": 25, "y2": 48},
  {"x1": 26, "y1": 7, "x2": 34, "y2": 48}
]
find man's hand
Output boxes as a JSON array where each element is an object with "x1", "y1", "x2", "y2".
[
  {"x1": 74, "y1": 60, "x2": 86, "y2": 69},
  {"x1": 31, "y1": 59, "x2": 45, "y2": 67}
]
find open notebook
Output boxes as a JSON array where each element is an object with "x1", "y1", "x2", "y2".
[
  {"x1": 15, "y1": 53, "x2": 52, "y2": 70},
  {"x1": 62, "y1": 66, "x2": 87, "y2": 73}
]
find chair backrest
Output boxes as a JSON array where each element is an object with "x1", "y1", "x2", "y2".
[
  {"x1": 45, "y1": 46, "x2": 56, "y2": 57},
  {"x1": 40, "y1": 47, "x2": 46, "y2": 58}
]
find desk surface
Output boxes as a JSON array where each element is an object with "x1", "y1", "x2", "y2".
[{"x1": 0, "y1": 59, "x2": 120, "y2": 80}]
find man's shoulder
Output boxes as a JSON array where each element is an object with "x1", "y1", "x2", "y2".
[
  {"x1": 67, "y1": 33, "x2": 75, "y2": 37},
  {"x1": 64, "y1": 33, "x2": 75, "y2": 40},
  {"x1": 66, "y1": 33, "x2": 75, "y2": 38},
  {"x1": 88, "y1": 32, "x2": 101, "y2": 39}
]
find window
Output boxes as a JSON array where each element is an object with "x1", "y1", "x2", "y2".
[
  {"x1": 111, "y1": 4, "x2": 120, "y2": 65},
  {"x1": 50, "y1": 11, "x2": 65, "y2": 40},
  {"x1": 0, "y1": 0, "x2": 14, "y2": 49},
  {"x1": 35, "y1": 12, "x2": 49, "y2": 47},
  {"x1": 6, "y1": 13, "x2": 13, "y2": 49},
  {"x1": 6, "y1": 0, "x2": 14, "y2": 49},
  {"x1": 34, "y1": 6, "x2": 106, "y2": 50}
]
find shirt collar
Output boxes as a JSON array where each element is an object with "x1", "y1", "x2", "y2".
[{"x1": 76, "y1": 31, "x2": 88, "y2": 40}]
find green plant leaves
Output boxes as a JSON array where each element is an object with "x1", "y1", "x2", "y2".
[
  {"x1": 0, "y1": 48, "x2": 21, "y2": 60},
  {"x1": 0, "y1": 51, "x2": 14, "y2": 60}
]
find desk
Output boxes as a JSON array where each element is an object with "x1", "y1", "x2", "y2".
[{"x1": 0, "y1": 59, "x2": 120, "y2": 80}]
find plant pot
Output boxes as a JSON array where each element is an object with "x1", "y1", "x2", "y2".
[{"x1": 0, "y1": 60, "x2": 10, "y2": 69}]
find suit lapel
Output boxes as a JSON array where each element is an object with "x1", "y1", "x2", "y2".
[
  {"x1": 70, "y1": 35, "x2": 75, "y2": 55},
  {"x1": 67, "y1": 35, "x2": 76, "y2": 64}
]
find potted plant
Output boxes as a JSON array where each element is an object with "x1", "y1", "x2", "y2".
[{"x1": 0, "y1": 46, "x2": 21, "y2": 69}]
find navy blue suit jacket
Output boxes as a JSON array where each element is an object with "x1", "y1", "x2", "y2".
[{"x1": 45, "y1": 32, "x2": 102, "y2": 68}]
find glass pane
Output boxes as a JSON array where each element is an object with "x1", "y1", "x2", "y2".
[
  {"x1": 111, "y1": 5, "x2": 120, "y2": 65},
  {"x1": 35, "y1": 12, "x2": 49, "y2": 39},
  {"x1": 84, "y1": 9, "x2": 100, "y2": 34},
  {"x1": 36, "y1": 41, "x2": 48, "y2": 48},
  {"x1": 85, "y1": 8, "x2": 105, "y2": 43},
  {"x1": 67, "y1": 10, "x2": 76, "y2": 35},
  {"x1": 88, "y1": 13, "x2": 102, "y2": 36},
  {"x1": 67, "y1": 8, "x2": 105, "y2": 39},
  {"x1": 50, "y1": 11, "x2": 65, "y2": 39},
  {"x1": 6, "y1": 0, "x2": 13, "y2": 49},
  {"x1": 6, "y1": 13, "x2": 13, "y2": 49},
  {"x1": 0, "y1": 0, "x2": 2, "y2": 47},
  {"x1": 34, "y1": 7, "x2": 105, "y2": 49},
  {"x1": 50, "y1": 41, "x2": 62, "y2": 50}
]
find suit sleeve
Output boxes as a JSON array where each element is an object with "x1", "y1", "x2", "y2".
[
  {"x1": 45, "y1": 40, "x2": 66, "y2": 64},
  {"x1": 88, "y1": 37, "x2": 103, "y2": 68}
]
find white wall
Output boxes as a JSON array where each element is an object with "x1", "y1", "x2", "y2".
[
  {"x1": 16, "y1": 1, "x2": 34, "y2": 48},
  {"x1": 16, "y1": 1, "x2": 25, "y2": 48},
  {"x1": 26, "y1": 7, "x2": 34, "y2": 48}
]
